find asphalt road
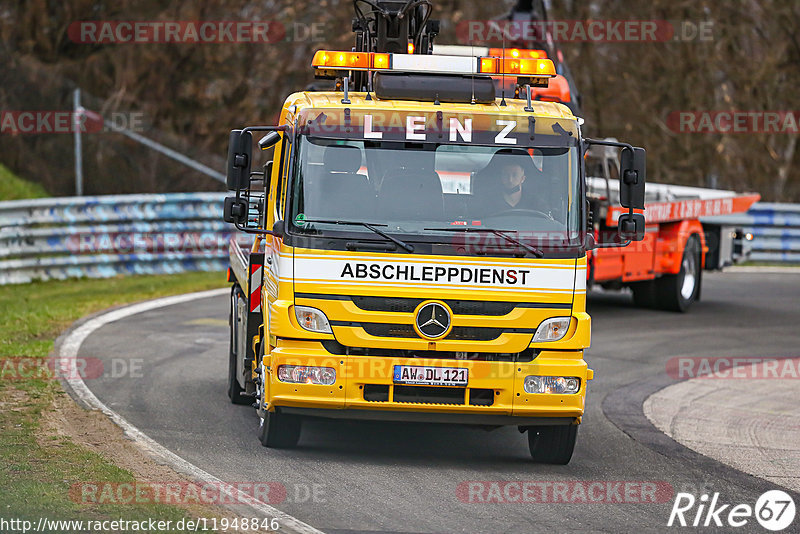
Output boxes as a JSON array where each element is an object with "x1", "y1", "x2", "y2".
[{"x1": 78, "y1": 272, "x2": 800, "y2": 534}]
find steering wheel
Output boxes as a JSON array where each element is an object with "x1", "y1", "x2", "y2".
[{"x1": 487, "y1": 208, "x2": 554, "y2": 221}]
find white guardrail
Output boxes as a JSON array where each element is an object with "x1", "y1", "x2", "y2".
[
  {"x1": 703, "y1": 203, "x2": 800, "y2": 263},
  {"x1": 0, "y1": 193, "x2": 252, "y2": 285},
  {"x1": 0, "y1": 195, "x2": 797, "y2": 285}
]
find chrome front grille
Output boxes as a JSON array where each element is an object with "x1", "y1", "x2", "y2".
[
  {"x1": 360, "y1": 323, "x2": 506, "y2": 341},
  {"x1": 297, "y1": 293, "x2": 568, "y2": 343}
]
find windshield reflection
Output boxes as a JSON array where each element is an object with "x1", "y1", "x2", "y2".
[{"x1": 289, "y1": 136, "x2": 580, "y2": 249}]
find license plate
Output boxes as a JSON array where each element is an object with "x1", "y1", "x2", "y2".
[{"x1": 393, "y1": 365, "x2": 468, "y2": 387}]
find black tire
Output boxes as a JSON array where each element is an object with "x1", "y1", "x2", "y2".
[
  {"x1": 655, "y1": 235, "x2": 702, "y2": 312},
  {"x1": 630, "y1": 280, "x2": 656, "y2": 308},
  {"x1": 526, "y1": 424, "x2": 578, "y2": 464},
  {"x1": 228, "y1": 288, "x2": 250, "y2": 405},
  {"x1": 258, "y1": 408, "x2": 301, "y2": 448}
]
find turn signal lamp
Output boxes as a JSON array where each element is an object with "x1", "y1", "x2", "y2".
[
  {"x1": 533, "y1": 317, "x2": 571, "y2": 342},
  {"x1": 294, "y1": 305, "x2": 332, "y2": 334}
]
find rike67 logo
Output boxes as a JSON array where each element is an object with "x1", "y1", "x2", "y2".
[{"x1": 668, "y1": 490, "x2": 796, "y2": 531}]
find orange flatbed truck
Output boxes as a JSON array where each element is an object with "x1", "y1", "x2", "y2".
[
  {"x1": 444, "y1": 40, "x2": 760, "y2": 312},
  {"x1": 585, "y1": 144, "x2": 759, "y2": 311}
]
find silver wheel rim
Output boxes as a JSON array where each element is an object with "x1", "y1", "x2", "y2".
[{"x1": 680, "y1": 248, "x2": 697, "y2": 300}]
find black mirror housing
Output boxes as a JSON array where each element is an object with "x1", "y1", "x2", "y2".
[
  {"x1": 618, "y1": 213, "x2": 645, "y2": 241},
  {"x1": 258, "y1": 131, "x2": 281, "y2": 150},
  {"x1": 226, "y1": 130, "x2": 253, "y2": 191},
  {"x1": 223, "y1": 196, "x2": 248, "y2": 225},
  {"x1": 619, "y1": 146, "x2": 646, "y2": 209}
]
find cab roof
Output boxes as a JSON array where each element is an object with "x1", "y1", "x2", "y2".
[{"x1": 281, "y1": 92, "x2": 577, "y2": 121}]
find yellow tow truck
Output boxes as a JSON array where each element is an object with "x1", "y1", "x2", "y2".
[{"x1": 223, "y1": 0, "x2": 646, "y2": 464}]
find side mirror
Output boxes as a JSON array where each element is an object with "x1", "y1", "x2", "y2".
[
  {"x1": 618, "y1": 213, "x2": 645, "y2": 241},
  {"x1": 619, "y1": 146, "x2": 646, "y2": 209},
  {"x1": 223, "y1": 196, "x2": 248, "y2": 225},
  {"x1": 226, "y1": 129, "x2": 253, "y2": 191},
  {"x1": 272, "y1": 219, "x2": 285, "y2": 237}
]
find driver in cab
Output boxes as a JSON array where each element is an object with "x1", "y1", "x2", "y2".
[{"x1": 472, "y1": 148, "x2": 543, "y2": 217}]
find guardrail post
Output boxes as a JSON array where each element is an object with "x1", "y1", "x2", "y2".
[{"x1": 73, "y1": 88, "x2": 84, "y2": 197}]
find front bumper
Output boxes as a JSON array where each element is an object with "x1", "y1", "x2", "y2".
[{"x1": 265, "y1": 340, "x2": 591, "y2": 425}]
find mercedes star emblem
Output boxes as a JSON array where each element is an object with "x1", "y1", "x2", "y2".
[{"x1": 415, "y1": 302, "x2": 451, "y2": 339}]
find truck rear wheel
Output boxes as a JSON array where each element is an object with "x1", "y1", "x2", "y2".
[
  {"x1": 526, "y1": 424, "x2": 578, "y2": 464},
  {"x1": 258, "y1": 408, "x2": 301, "y2": 448},
  {"x1": 655, "y1": 235, "x2": 702, "y2": 312},
  {"x1": 228, "y1": 288, "x2": 250, "y2": 405}
]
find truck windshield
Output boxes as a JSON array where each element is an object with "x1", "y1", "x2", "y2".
[{"x1": 288, "y1": 136, "x2": 581, "y2": 251}]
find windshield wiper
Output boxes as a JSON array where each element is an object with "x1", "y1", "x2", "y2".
[
  {"x1": 423, "y1": 226, "x2": 544, "y2": 258},
  {"x1": 299, "y1": 218, "x2": 415, "y2": 253}
]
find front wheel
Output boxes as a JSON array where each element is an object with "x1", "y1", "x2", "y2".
[
  {"x1": 526, "y1": 424, "x2": 578, "y2": 464},
  {"x1": 655, "y1": 235, "x2": 702, "y2": 312},
  {"x1": 258, "y1": 408, "x2": 301, "y2": 449}
]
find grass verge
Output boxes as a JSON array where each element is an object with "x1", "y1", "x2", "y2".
[
  {"x1": 0, "y1": 164, "x2": 49, "y2": 200},
  {"x1": 0, "y1": 272, "x2": 230, "y2": 532}
]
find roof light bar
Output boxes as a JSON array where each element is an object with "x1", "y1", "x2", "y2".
[
  {"x1": 477, "y1": 57, "x2": 556, "y2": 77},
  {"x1": 312, "y1": 50, "x2": 372, "y2": 69},
  {"x1": 311, "y1": 50, "x2": 556, "y2": 80},
  {"x1": 391, "y1": 53, "x2": 476, "y2": 74},
  {"x1": 488, "y1": 48, "x2": 548, "y2": 59},
  {"x1": 433, "y1": 45, "x2": 548, "y2": 60},
  {"x1": 373, "y1": 53, "x2": 390, "y2": 69}
]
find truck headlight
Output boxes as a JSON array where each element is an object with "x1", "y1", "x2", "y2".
[
  {"x1": 524, "y1": 376, "x2": 580, "y2": 394},
  {"x1": 277, "y1": 365, "x2": 336, "y2": 385},
  {"x1": 532, "y1": 317, "x2": 571, "y2": 342},
  {"x1": 294, "y1": 306, "x2": 332, "y2": 333}
]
